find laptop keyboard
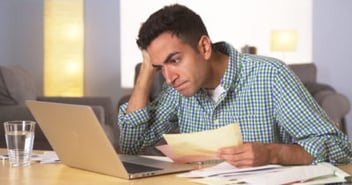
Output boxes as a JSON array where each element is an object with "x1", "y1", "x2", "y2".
[{"x1": 122, "y1": 162, "x2": 163, "y2": 173}]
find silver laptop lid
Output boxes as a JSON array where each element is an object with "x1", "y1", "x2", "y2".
[
  {"x1": 26, "y1": 100, "x2": 193, "y2": 179},
  {"x1": 26, "y1": 100, "x2": 130, "y2": 178}
]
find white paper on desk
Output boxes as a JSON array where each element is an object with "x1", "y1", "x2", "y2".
[
  {"x1": 178, "y1": 161, "x2": 281, "y2": 178},
  {"x1": 31, "y1": 151, "x2": 60, "y2": 164},
  {"x1": 163, "y1": 123, "x2": 242, "y2": 157},
  {"x1": 240, "y1": 165, "x2": 334, "y2": 185},
  {"x1": 191, "y1": 177, "x2": 241, "y2": 185},
  {"x1": 179, "y1": 162, "x2": 338, "y2": 185}
]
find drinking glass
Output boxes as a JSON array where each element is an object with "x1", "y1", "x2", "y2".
[{"x1": 4, "y1": 120, "x2": 36, "y2": 167}]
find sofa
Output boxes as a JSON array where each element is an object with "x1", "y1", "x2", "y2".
[
  {"x1": 288, "y1": 63, "x2": 350, "y2": 133},
  {"x1": 118, "y1": 62, "x2": 350, "y2": 135},
  {"x1": 0, "y1": 65, "x2": 120, "y2": 151}
]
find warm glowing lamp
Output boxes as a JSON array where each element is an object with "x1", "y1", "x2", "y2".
[
  {"x1": 44, "y1": 0, "x2": 84, "y2": 97},
  {"x1": 271, "y1": 30, "x2": 297, "y2": 52}
]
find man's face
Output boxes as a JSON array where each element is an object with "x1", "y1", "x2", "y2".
[{"x1": 147, "y1": 32, "x2": 208, "y2": 97}]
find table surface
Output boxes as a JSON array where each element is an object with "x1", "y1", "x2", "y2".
[
  {"x1": 0, "y1": 149, "x2": 201, "y2": 185},
  {"x1": 1, "y1": 149, "x2": 352, "y2": 185}
]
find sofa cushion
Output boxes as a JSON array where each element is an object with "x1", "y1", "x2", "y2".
[
  {"x1": 0, "y1": 67, "x2": 15, "y2": 105},
  {"x1": 288, "y1": 63, "x2": 317, "y2": 83},
  {"x1": 304, "y1": 82, "x2": 335, "y2": 96},
  {"x1": 0, "y1": 65, "x2": 36, "y2": 105}
]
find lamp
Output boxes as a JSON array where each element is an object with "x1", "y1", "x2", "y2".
[
  {"x1": 270, "y1": 30, "x2": 297, "y2": 60},
  {"x1": 44, "y1": 0, "x2": 84, "y2": 97}
]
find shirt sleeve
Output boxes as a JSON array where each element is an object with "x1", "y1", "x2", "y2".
[
  {"x1": 273, "y1": 62, "x2": 352, "y2": 164},
  {"x1": 117, "y1": 84, "x2": 179, "y2": 154}
]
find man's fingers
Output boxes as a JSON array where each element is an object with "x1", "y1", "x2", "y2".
[{"x1": 218, "y1": 145, "x2": 244, "y2": 154}]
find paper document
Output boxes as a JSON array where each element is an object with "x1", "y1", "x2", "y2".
[
  {"x1": 178, "y1": 162, "x2": 281, "y2": 178},
  {"x1": 178, "y1": 162, "x2": 347, "y2": 185},
  {"x1": 162, "y1": 123, "x2": 242, "y2": 159},
  {"x1": 155, "y1": 144, "x2": 220, "y2": 163},
  {"x1": 31, "y1": 151, "x2": 60, "y2": 164},
  {"x1": 1, "y1": 151, "x2": 60, "y2": 164}
]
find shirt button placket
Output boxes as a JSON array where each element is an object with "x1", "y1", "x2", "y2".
[
  {"x1": 214, "y1": 119, "x2": 219, "y2": 125},
  {"x1": 213, "y1": 108, "x2": 220, "y2": 125}
]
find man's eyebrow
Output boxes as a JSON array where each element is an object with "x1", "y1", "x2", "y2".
[
  {"x1": 163, "y1": 52, "x2": 180, "y2": 64},
  {"x1": 152, "y1": 52, "x2": 181, "y2": 69}
]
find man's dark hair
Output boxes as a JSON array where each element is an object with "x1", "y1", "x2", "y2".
[{"x1": 136, "y1": 4, "x2": 209, "y2": 51}]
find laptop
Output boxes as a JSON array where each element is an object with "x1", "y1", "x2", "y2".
[{"x1": 26, "y1": 100, "x2": 193, "y2": 179}]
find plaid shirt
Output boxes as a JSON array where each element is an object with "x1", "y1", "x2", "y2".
[{"x1": 118, "y1": 42, "x2": 352, "y2": 164}]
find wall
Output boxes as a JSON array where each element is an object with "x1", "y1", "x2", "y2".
[
  {"x1": 9, "y1": 0, "x2": 43, "y2": 96},
  {"x1": 84, "y1": 0, "x2": 130, "y2": 105},
  {"x1": 0, "y1": 1, "x2": 11, "y2": 65},
  {"x1": 313, "y1": 0, "x2": 352, "y2": 139},
  {"x1": 0, "y1": 0, "x2": 43, "y2": 95}
]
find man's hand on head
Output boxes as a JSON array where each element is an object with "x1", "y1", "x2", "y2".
[
  {"x1": 126, "y1": 50, "x2": 158, "y2": 113},
  {"x1": 141, "y1": 50, "x2": 157, "y2": 74}
]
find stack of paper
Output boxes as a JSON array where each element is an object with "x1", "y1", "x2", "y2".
[
  {"x1": 1, "y1": 151, "x2": 60, "y2": 164},
  {"x1": 177, "y1": 162, "x2": 348, "y2": 185},
  {"x1": 156, "y1": 123, "x2": 350, "y2": 184},
  {"x1": 31, "y1": 151, "x2": 60, "y2": 164}
]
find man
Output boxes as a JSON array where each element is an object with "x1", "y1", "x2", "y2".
[{"x1": 118, "y1": 4, "x2": 352, "y2": 167}]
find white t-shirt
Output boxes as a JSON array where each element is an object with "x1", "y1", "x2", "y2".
[{"x1": 206, "y1": 84, "x2": 225, "y2": 103}]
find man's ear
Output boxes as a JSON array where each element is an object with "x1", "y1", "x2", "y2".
[{"x1": 197, "y1": 35, "x2": 212, "y2": 60}]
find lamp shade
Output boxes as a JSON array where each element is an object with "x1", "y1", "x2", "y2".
[
  {"x1": 270, "y1": 30, "x2": 297, "y2": 52},
  {"x1": 44, "y1": 0, "x2": 84, "y2": 97}
]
